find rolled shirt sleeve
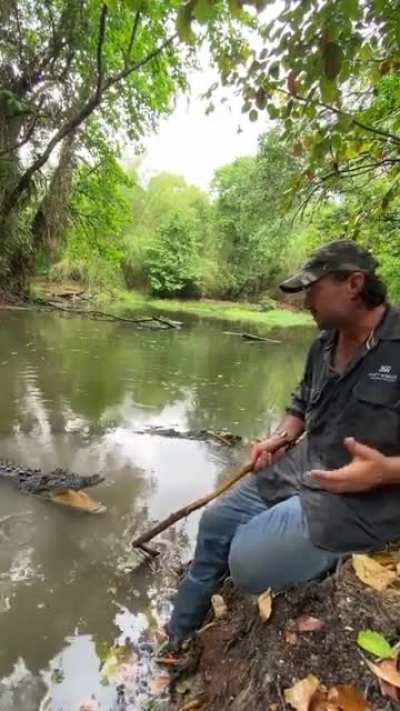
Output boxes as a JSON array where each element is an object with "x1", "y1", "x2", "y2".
[{"x1": 285, "y1": 343, "x2": 317, "y2": 421}]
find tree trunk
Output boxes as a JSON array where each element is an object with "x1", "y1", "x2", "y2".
[
  {"x1": 0, "y1": 106, "x2": 26, "y2": 293},
  {"x1": 31, "y1": 129, "x2": 79, "y2": 259}
]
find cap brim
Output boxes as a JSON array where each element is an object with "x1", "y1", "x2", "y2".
[{"x1": 279, "y1": 271, "x2": 320, "y2": 294}]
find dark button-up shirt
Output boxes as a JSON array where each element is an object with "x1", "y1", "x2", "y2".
[{"x1": 256, "y1": 305, "x2": 400, "y2": 552}]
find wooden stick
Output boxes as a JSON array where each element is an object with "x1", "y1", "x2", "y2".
[{"x1": 131, "y1": 461, "x2": 253, "y2": 551}]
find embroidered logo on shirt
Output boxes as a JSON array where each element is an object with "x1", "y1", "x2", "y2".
[{"x1": 368, "y1": 365, "x2": 398, "y2": 383}]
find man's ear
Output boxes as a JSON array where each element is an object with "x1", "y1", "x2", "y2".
[{"x1": 348, "y1": 271, "x2": 365, "y2": 300}]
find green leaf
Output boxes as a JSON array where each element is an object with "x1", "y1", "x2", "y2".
[
  {"x1": 177, "y1": 2, "x2": 196, "y2": 44},
  {"x1": 269, "y1": 61, "x2": 280, "y2": 79},
  {"x1": 255, "y1": 87, "x2": 267, "y2": 110},
  {"x1": 249, "y1": 108, "x2": 258, "y2": 121},
  {"x1": 357, "y1": 630, "x2": 395, "y2": 659},
  {"x1": 123, "y1": 0, "x2": 143, "y2": 10},
  {"x1": 359, "y1": 43, "x2": 374, "y2": 62},
  {"x1": 337, "y1": 113, "x2": 353, "y2": 131},
  {"x1": 323, "y1": 42, "x2": 343, "y2": 80},
  {"x1": 319, "y1": 76, "x2": 338, "y2": 103},
  {"x1": 193, "y1": 0, "x2": 212, "y2": 24},
  {"x1": 266, "y1": 103, "x2": 279, "y2": 119},
  {"x1": 228, "y1": 0, "x2": 243, "y2": 17},
  {"x1": 341, "y1": 0, "x2": 360, "y2": 19}
]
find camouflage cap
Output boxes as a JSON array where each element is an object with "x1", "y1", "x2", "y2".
[{"x1": 279, "y1": 239, "x2": 378, "y2": 294}]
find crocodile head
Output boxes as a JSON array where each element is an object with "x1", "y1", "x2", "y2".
[{"x1": 44, "y1": 489, "x2": 107, "y2": 514}]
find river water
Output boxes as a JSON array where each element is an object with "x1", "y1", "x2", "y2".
[{"x1": 0, "y1": 308, "x2": 312, "y2": 710}]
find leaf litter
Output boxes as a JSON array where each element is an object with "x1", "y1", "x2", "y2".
[
  {"x1": 257, "y1": 588, "x2": 273, "y2": 622},
  {"x1": 179, "y1": 549, "x2": 400, "y2": 710}
]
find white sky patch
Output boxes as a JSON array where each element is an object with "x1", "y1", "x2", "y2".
[
  {"x1": 124, "y1": 1, "x2": 284, "y2": 191},
  {"x1": 127, "y1": 60, "x2": 270, "y2": 191}
]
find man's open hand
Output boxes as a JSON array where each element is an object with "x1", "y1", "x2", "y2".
[{"x1": 309, "y1": 437, "x2": 389, "y2": 493}]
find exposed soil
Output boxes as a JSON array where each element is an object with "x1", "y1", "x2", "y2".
[
  {"x1": 169, "y1": 561, "x2": 400, "y2": 710},
  {"x1": 0, "y1": 288, "x2": 28, "y2": 305}
]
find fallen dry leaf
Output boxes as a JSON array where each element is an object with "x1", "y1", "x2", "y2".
[
  {"x1": 296, "y1": 615, "x2": 325, "y2": 632},
  {"x1": 156, "y1": 655, "x2": 180, "y2": 666},
  {"x1": 211, "y1": 594, "x2": 227, "y2": 619},
  {"x1": 371, "y1": 551, "x2": 397, "y2": 568},
  {"x1": 258, "y1": 588, "x2": 273, "y2": 622},
  {"x1": 352, "y1": 554, "x2": 397, "y2": 592},
  {"x1": 309, "y1": 689, "x2": 337, "y2": 711},
  {"x1": 179, "y1": 699, "x2": 204, "y2": 711},
  {"x1": 366, "y1": 657, "x2": 400, "y2": 688},
  {"x1": 310, "y1": 685, "x2": 371, "y2": 711},
  {"x1": 284, "y1": 674, "x2": 320, "y2": 711},
  {"x1": 328, "y1": 685, "x2": 371, "y2": 710},
  {"x1": 197, "y1": 621, "x2": 217, "y2": 635},
  {"x1": 285, "y1": 630, "x2": 298, "y2": 645},
  {"x1": 150, "y1": 673, "x2": 170, "y2": 695},
  {"x1": 378, "y1": 678, "x2": 400, "y2": 701}
]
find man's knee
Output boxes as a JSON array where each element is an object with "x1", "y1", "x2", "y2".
[
  {"x1": 198, "y1": 500, "x2": 228, "y2": 537},
  {"x1": 228, "y1": 538, "x2": 264, "y2": 594}
]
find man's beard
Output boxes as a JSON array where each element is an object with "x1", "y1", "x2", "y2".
[{"x1": 311, "y1": 310, "x2": 340, "y2": 330}]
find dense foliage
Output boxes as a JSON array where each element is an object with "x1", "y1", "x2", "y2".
[
  {"x1": 51, "y1": 126, "x2": 400, "y2": 305},
  {"x1": 0, "y1": 0, "x2": 256, "y2": 289},
  {"x1": 1, "y1": 0, "x2": 400, "y2": 302}
]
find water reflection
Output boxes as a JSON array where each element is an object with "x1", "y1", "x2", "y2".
[{"x1": 0, "y1": 310, "x2": 312, "y2": 709}]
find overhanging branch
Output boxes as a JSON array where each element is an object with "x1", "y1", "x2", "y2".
[
  {"x1": 95, "y1": 4, "x2": 108, "y2": 101},
  {"x1": 279, "y1": 87, "x2": 400, "y2": 146},
  {"x1": 1, "y1": 31, "x2": 177, "y2": 217}
]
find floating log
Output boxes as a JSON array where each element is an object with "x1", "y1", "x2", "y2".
[
  {"x1": 223, "y1": 331, "x2": 281, "y2": 343},
  {"x1": 41, "y1": 302, "x2": 181, "y2": 328},
  {"x1": 242, "y1": 332, "x2": 281, "y2": 343}
]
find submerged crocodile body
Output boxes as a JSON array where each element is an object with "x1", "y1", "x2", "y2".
[
  {"x1": 0, "y1": 461, "x2": 106, "y2": 513},
  {"x1": 135, "y1": 426, "x2": 243, "y2": 446}
]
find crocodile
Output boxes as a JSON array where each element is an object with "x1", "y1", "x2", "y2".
[
  {"x1": 0, "y1": 461, "x2": 106, "y2": 513},
  {"x1": 134, "y1": 426, "x2": 243, "y2": 446}
]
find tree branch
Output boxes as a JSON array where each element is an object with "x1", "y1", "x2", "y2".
[
  {"x1": 1, "y1": 32, "x2": 177, "y2": 216},
  {"x1": 95, "y1": 4, "x2": 108, "y2": 101},
  {"x1": 279, "y1": 87, "x2": 400, "y2": 146},
  {"x1": 0, "y1": 102, "x2": 43, "y2": 157},
  {"x1": 126, "y1": 10, "x2": 141, "y2": 66},
  {"x1": 14, "y1": 0, "x2": 74, "y2": 97},
  {"x1": 13, "y1": 0, "x2": 24, "y2": 65},
  {"x1": 106, "y1": 32, "x2": 176, "y2": 91},
  {"x1": 293, "y1": 158, "x2": 400, "y2": 220}
]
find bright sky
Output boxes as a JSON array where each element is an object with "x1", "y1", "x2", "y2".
[{"x1": 134, "y1": 66, "x2": 268, "y2": 192}]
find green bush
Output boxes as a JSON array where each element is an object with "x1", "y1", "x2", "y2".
[{"x1": 146, "y1": 212, "x2": 202, "y2": 298}]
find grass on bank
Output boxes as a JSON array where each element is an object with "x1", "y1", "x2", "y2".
[
  {"x1": 31, "y1": 281, "x2": 313, "y2": 329},
  {"x1": 96, "y1": 289, "x2": 313, "y2": 328}
]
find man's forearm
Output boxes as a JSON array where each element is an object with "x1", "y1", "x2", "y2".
[{"x1": 271, "y1": 414, "x2": 305, "y2": 444}]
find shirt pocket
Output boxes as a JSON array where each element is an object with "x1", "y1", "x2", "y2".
[{"x1": 353, "y1": 380, "x2": 400, "y2": 410}]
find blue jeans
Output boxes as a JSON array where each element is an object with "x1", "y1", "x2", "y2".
[{"x1": 168, "y1": 474, "x2": 340, "y2": 642}]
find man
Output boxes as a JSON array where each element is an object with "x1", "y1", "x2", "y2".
[{"x1": 167, "y1": 239, "x2": 400, "y2": 646}]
